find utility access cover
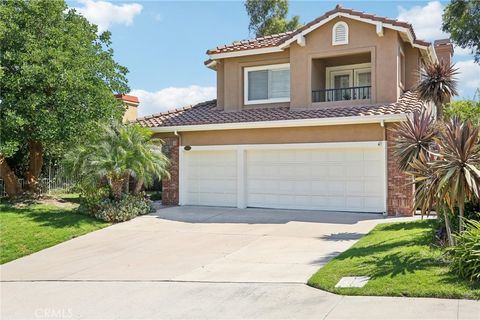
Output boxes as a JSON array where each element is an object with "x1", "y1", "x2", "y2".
[{"x1": 335, "y1": 276, "x2": 370, "y2": 288}]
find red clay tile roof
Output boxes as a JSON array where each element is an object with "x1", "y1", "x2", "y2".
[
  {"x1": 207, "y1": 5, "x2": 430, "y2": 55},
  {"x1": 115, "y1": 94, "x2": 139, "y2": 104},
  {"x1": 137, "y1": 91, "x2": 424, "y2": 128}
]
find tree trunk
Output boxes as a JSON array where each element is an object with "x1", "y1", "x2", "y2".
[
  {"x1": 436, "y1": 102, "x2": 444, "y2": 120},
  {"x1": 133, "y1": 177, "x2": 144, "y2": 195},
  {"x1": 110, "y1": 177, "x2": 124, "y2": 200},
  {"x1": 26, "y1": 141, "x2": 43, "y2": 193},
  {"x1": 442, "y1": 206, "x2": 455, "y2": 246},
  {"x1": 0, "y1": 156, "x2": 22, "y2": 197},
  {"x1": 123, "y1": 172, "x2": 130, "y2": 194},
  {"x1": 459, "y1": 205, "x2": 465, "y2": 233}
]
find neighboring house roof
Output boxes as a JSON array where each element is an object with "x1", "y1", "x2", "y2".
[
  {"x1": 137, "y1": 91, "x2": 424, "y2": 129},
  {"x1": 115, "y1": 94, "x2": 140, "y2": 104},
  {"x1": 206, "y1": 4, "x2": 431, "y2": 57}
]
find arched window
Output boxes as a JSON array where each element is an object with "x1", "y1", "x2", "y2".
[{"x1": 332, "y1": 21, "x2": 349, "y2": 45}]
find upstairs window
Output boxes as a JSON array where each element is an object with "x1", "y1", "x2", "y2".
[
  {"x1": 332, "y1": 21, "x2": 349, "y2": 45},
  {"x1": 244, "y1": 64, "x2": 290, "y2": 105}
]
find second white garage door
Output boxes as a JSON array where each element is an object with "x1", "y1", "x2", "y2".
[{"x1": 246, "y1": 148, "x2": 385, "y2": 212}]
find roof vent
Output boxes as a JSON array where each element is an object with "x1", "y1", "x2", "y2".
[{"x1": 332, "y1": 21, "x2": 348, "y2": 45}]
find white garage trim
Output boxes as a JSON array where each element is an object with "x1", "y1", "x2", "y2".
[
  {"x1": 179, "y1": 141, "x2": 387, "y2": 213},
  {"x1": 183, "y1": 141, "x2": 383, "y2": 151}
]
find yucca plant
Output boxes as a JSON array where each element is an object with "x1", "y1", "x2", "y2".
[
  {"x1": 393, "y1": 111, "x2": 480, "y2": 243},
  {"x1": 433, "y1": 117, "x2": 480, "y2": 232},
  {"x1": 393, "y1": 110, "x2": 437, "y2": 171},
  {"x1": 416, "y1": 61, "x2": 458, "y2": 119},
  {"x1": 407, "y1": 152, "x2": 455, "y2": 245}
]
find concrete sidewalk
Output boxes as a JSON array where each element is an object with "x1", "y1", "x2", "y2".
[{"x1": 1, "y1": 281, "x2": 478, "y2": 319}]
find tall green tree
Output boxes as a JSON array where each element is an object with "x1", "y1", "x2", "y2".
[
  {"x1": 443, "y1": 0, "x2": 480, "y2": 63},
  {"x1": 245, "y1": 0, "x2": 301, "y2": 37},
  {"x1": 0, "y1": 0, "x2": 129, "y2": 196}
]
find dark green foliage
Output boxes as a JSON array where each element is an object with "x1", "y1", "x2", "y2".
[
  {"x1": 245, "y1": 0, "x2": 301, "y2": 37},
  {"x1": 448, "y1": 219, "x2": 480, "y2": 281},
  {"x1": 81, "y1": 192, "x2": 154, "y2": 223},
  {"x1": 443, "y1": 0, "x2": 480, "y2": 63},
  {"x1": 0, "y1": 0, "x2": 129, "y2": 158}
]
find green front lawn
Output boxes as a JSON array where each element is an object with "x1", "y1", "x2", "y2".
[
  {"x1": 0, "y1": 194, "x2": 109, "y2": 264},
  {"x1": 308, "y1": 220, "x2": 480, "y2": 300}
]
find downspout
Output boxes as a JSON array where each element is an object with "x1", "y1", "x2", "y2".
[
  {"x1": 380, "y1": 119, "x2": 386, "y2": 140},
  {"x1": 174, "y1": 130, "x2": 182, "y2": 147},
  {"x1": 380, "y1": 119, "x2": 388, "y2": 217}
]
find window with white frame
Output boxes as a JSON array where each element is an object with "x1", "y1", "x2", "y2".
[
  {"x1": 332, "y1": 21, "x2": 349, "y2": 45},
  {"x1": 244, "y1": 64, "x2": 290, "y2": 104}
]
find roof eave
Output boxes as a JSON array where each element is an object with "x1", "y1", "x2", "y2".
[
  {"x1": 206, "y1": 11, "x2": 434, "y2": 64},
  {"x1": 149, "y1": 113, "x2": 408, "y2": 133}
]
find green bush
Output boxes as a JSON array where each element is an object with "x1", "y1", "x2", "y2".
[
  {"x1": 80, "y1": 192, "x2": 154, "y2": 223},
  {"x1": 448, "y1": 219, "x2": 480, "y2": 281}
]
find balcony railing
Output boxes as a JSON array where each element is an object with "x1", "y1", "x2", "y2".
[{"x1": 312, "y1": 86, "x2": 371, "y2": 103}]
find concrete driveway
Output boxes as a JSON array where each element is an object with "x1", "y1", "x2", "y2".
[
  {"x1": 1, "y1": 206, "x2": 388, "y2": 283},
  {"x1": 1, "y1": 206, "x2": 478, "y2": 319}
]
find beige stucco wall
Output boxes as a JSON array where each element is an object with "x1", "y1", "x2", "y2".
[
  {"x1": 123, "y1": 105, "x2": 138, "y2": 123},
  {"x1": 218, "y1": 51, "x2": 290, "y2": 112},
  {"x1": 215, "y1": 17, "x2": 424, "y2": 111},
  {"x1": 155, "y1": 123, "x2": 385, "y2": 146},
  {"x1": 290, "y1": 17, "x2": 400, "y2": 108}
]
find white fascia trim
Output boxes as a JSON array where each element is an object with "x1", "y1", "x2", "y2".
[
  {"x1": 281, "y1": 12, "x2": 430, "y2": 53},
  {"x1": 185, "y1": 141, "x2": 385, "y2": 151},
  {"x1": 209, "y1": 47, "x2": 284, "y2": 60},
  {"x1": 150, "y1": 113, "x2": 407, "y2": 133},
  {"x1": 205, "y1": 60, "x2": 217, "y2": 69}
]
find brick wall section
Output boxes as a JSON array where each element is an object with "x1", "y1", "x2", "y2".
[
  {"x1": 386, "y1": 124, "x2": 415, "y2": 216},
  {"x1": 161, "y1": 137, "x2": 179, "y2": 205}
]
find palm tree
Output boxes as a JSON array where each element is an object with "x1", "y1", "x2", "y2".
[
  {"x1": 64, "y1": 122, "x2": 169, "y2": 200},
  {"x1": 119, "y1": 124, "x2": 170, "y2": 195},
  {"x1": 416, "y1": 61, "x2": 458, "y2": 119}
]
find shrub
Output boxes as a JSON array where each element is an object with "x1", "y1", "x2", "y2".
[
  {"x1": 80, "y1": 192, "x2": 154, "y2": 222},
  {"x1": 436, "y1": 201, "x2": 480, "y2": 242},
  {"x1": 448, "y1": 219, "x2": 480, "y2": 281}
]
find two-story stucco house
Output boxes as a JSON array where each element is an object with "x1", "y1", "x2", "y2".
[{"x1": 138, "y1": 5, "x2": 453, "y2": 216}]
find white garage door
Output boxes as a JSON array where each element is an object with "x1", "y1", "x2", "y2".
[
  {"x1": 183, "y1": 150, "x2": 237, "y2": 207},
  {"x1": 246, "y1": 147, "x2": 385, "y2": 212}
]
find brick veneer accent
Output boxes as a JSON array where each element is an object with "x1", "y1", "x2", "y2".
[
  {"x1": 161, "y1": 137, "x2": 179, "y2": 205},
  {"x1": 386, "y1": 124, "x2": 415, "y2": 216}
]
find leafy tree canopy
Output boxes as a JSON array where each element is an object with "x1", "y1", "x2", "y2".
[
  {"x1": 0, "y1": 0, "x2": 130, "y2": 159},
  {"x1": 245, "y1": 0, "x2": 301, "y2": 37},
  {"x1": 443, "y1": 0, "x2": 480, "y2": 63},
  {"x1": 444, "y1": 99, "x2": 480, "y2": 123}
]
